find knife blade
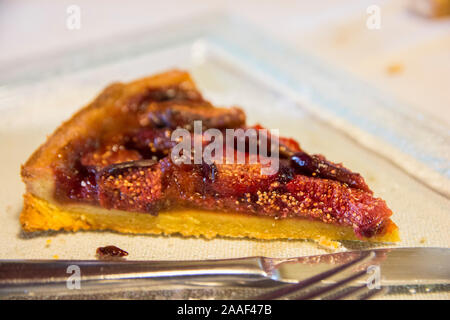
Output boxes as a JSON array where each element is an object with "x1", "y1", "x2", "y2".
[{"x1": 272, "y1": 247, "x2": 450, "y2": 286}]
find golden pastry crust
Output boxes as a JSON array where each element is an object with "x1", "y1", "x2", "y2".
[{"x1": 21, "y1": 193, "x2": 399, "y2": 243}]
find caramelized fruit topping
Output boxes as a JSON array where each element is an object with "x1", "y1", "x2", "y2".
[{"x1": 53, "y1": 86, "x2": 392, "y2": 239}]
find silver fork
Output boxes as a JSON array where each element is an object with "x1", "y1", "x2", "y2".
[
  {"x1": 0, "y1": 248, "x2": 448, "y2": 299},
  {"x1": 253, "y1": 251, "x2": 386, "y2": 300}
]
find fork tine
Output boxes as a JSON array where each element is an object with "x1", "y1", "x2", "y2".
[
  {"x1": 359, "y1": 287, "x2": 387, "y2": 300},
  {"x1": 328, "y1": 283, "x2": 368, "y2": 300},
  {"x1": 252, "y1": 251, "x2": 375, "y2": 300},
  {"x1": 331, "y1": 285, "x2": 386, "y2": 300},
  {"x1": 296, "y1": 269, "x2": 368, "y2": 300},
  {"x1": 328, "y1": 284, "x2": 387, "y2": 300}
]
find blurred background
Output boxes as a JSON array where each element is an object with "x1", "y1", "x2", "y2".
[{"x1": 0, "y1": 0, "x2": 449, "y2": 125}]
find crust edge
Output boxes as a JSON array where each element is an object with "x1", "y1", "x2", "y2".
[{"x1": 21, "y1": 69, "x2": 195, "y2": 198}]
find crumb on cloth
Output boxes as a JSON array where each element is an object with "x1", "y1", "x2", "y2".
[
  {"x1": 317, "y1": 237, "x2": 341, "y2": 250},
  {"x1": 386, "y1": 63, "x2": 404, "y2": 75},
  {"x1": 96, "y1": 245, "x2": 129, "y2": 260}
]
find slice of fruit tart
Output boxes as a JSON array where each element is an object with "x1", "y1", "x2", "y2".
[{"x1": 20, "y1": 69, "x2": 399, "y2": 243}]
